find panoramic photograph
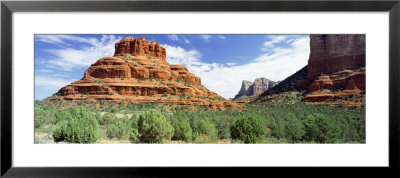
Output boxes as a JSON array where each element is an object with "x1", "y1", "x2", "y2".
[{"x1": 34, "y1": 34, "x2": 366, "y2": 144}]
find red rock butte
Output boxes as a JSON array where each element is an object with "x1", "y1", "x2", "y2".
[
  {"x1": 114, "y1": 36, "x2": 167, "y2": 64},
  {"x1": 301, "y1": 34, "x2": 366, "y2": 107},
  {"x1": 257, "y1": 34, "x2": 366, "y2": 107},
  {"x1": 51, "y1": 36, "x2": 237, "y2": 110},
  {"x1": 307, "y1": 34, "x2": 365, "y2": 80}
]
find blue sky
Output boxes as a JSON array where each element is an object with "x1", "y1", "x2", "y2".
[{"x1": 35, "y1": 34, "x2": 310, "y2": 100}]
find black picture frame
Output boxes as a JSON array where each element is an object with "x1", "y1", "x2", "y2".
[{"x1": 1, "y1": 0, "x2": 399, "y2": 177}]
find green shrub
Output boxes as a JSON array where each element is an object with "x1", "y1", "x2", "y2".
[
  {"x1": 129, "y1": 128, "x2": 140, "y2": 143},
  {"x1": 106, "y1": 124, "x2": 118, "y2": 139},
  {"x1": 130, "y1": 115, "x2": 139, "y2": 129},
  {"x1": 52, "y1": 107, "x2": 99, "y2": 143},
  {"x1": 137, "y1": 110, "x2": 174, "y2": 143},
  {"x1": 303, "y1": 113, "x2": 340, "y2": 143},
  {"x1": 214, "y1": 117, "x2": 232, "y2": 139},
  {"x1": 94, "y1": 112, "x2": 102, "y2": 123},
  {"x1": 284, "y1": 113, "x2": 304, "y2": 143},
  {"x1": 230, "y1": 114, "x2": 265, "y2": 143},
  {"x1": 99, "y1": 113, "x2": 115, "y2": 125},
  {"x1": 172, "y1": 120, "x2": 192, "y2": 142},
  {"x1": 110, "y1": 108, "x2": 117, "y2": 113},
  {"x1": 34, "y1": 107, "x2": 53, "y2": 128},
  {"x1": 34, "y1": 89, "x2": 365, "y2": 144},
  {"x1": 54, "y1": 109, "x2": 72, "y2": 125},
  {"x1": 193, "y1": 118, "x2": 218, "y2": 142},
  {"x1": 106, "y1": 120, "x2": 132, "y2": 140}
]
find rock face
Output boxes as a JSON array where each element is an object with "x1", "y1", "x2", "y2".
[
  {"x1": 260, "y1": 66, "x2": 308, "y2": 97},
  {"x1": 302, "y1": 34, "x2": 366, "y2": 106},
  {"x1": 234, "y1": 77, "x2": 278, "y2": 100},
  {"x1": 307, "y1": 34, "x2": 365, "y2": 80},
  {"x1": 234, "y1": 80, "x2": 253, "y2": 98},
  {"x1": 302, "y1": 68, "x2": 365, "y2": 106},
  {"x1": 51, "y1": 36, "x2": 237, "y2": 110},
  {"x1": 257, "y1": 34, "x2": 366, "y2": 107},
  {"x1": 306, "y1": 68, "x2": 365, "y2": 92},
  {"x1": 114, "y1": 36, "x2": 167, "y2": 64}
]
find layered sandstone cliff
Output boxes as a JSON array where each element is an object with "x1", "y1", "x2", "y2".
[
  {"x1": 50, "y1": 36, "x2": 237, "y2": 110},
  {"x1": 302, "y1": 67, "x2": 365, "y2": 107},
  {"x1": 302, "y1": 34, "x2": 366, "y2": 106},
  {"x1": 307, "y1": 34, "x2": 365, "y2": 80}
]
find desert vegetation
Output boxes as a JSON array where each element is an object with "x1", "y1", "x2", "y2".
[{"x1": 34, "y1": 91, "x2": 365, "y2": 144}]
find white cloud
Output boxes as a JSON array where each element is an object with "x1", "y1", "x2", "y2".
[
  {"x1": 163, "y1": 44, "x2": 204, "y2": 66},
  {"x1": 182, "y1": 36, "x2": 191, "y2": 44},
  {"x1": 167, "y1": 35, "x2": 191, "y2": 44},
  {"x1": 38, "y1": 35, "x2": 122, "y2": 71},
  {"x1": 37, "y1": 69, "x2": 53, "y2": 73},
  {"x1": 261, "y1": 35, "x2": 289, "y2": 51},
  {"x1": 163, "y1": 36, "x2": 310, "y2": 99},
  {"x1": 35, "y1": 75, "x2": 76, "y2": 90},
  {"x1": 36, "y1": 35, "x2": 68, "y2": 44},
  {"x1": 36, "y1": 35, "x2": 98, "y2": 46},
  {"x1": 200, "y1": 35, "x2": 212, "y2": 42},
  {"x1": 218, "y1": 35, "x2": 227, "y2": 40},
  {"x1": 167, "y1": 35, "x2": 179, "y2": 41}
]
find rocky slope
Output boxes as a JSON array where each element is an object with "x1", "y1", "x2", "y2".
[
  {"x1": 258, "y1": 34, "x2": 366, "y2": 107},
  {"x1": 233, "y1": 77, "x2": 278, "y2": 100},
  {"x1": 259, "y1": 66, "x2": 308, "y2": 97},
  {"x1": 49, "y1": 36, "x2": 237, "y2": 110},
  {"x1": 301, "y1": 67, "x2": 365, "y2": 107}
]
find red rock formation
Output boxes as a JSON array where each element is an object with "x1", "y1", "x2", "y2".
[
  {"x1": 85, "y1": 57, "x2": 131, "y2": 79},
  {"x1": 255, "y1": 35, "x2": 365, "y2": 107},
  {"x1": 304, "y1": 68, "x2": 365, "y2": 92},
  {"x1": 114, "y1": 36, "x2": 167, "y2": 64},
  {"x1": 51, "y1": 36, "x2": 238, "y2": 110},
  {"x1": 302, "y1": 93, "x2": 334, "y2": 102},
  {"x1": 307, "y1": 74, "x2": 333, "y2": 92},
  {"x1": 302, "y1": 34, "x2": 365, "y2": 107},
  {"x1": 302, "y1": 67, "x2": 365, "y2": 107},
  {"x1": 307, "y1": 34, "x2": 365, "y2": 80},
  {"x1": 170, "y1": 65, "x2": 201, "y2": 85}
]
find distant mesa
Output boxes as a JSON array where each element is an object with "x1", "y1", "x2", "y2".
[
  {"x1": 233, "y1": 77, "x2": 278, "y2": 100},
  {"x1": 50, "y1": 36, "x2": 237, "y2": 110}
]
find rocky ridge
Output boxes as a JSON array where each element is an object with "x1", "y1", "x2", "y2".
[
  {"x1": 260, "y1": 66, "x2": 308, "y2": 97},
  {"x1": 233, "y1": 77, "x2": 278, "y2": 100},
  {"x1": 50, "y1": 36, "x2": 237, "y2": 110}
]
